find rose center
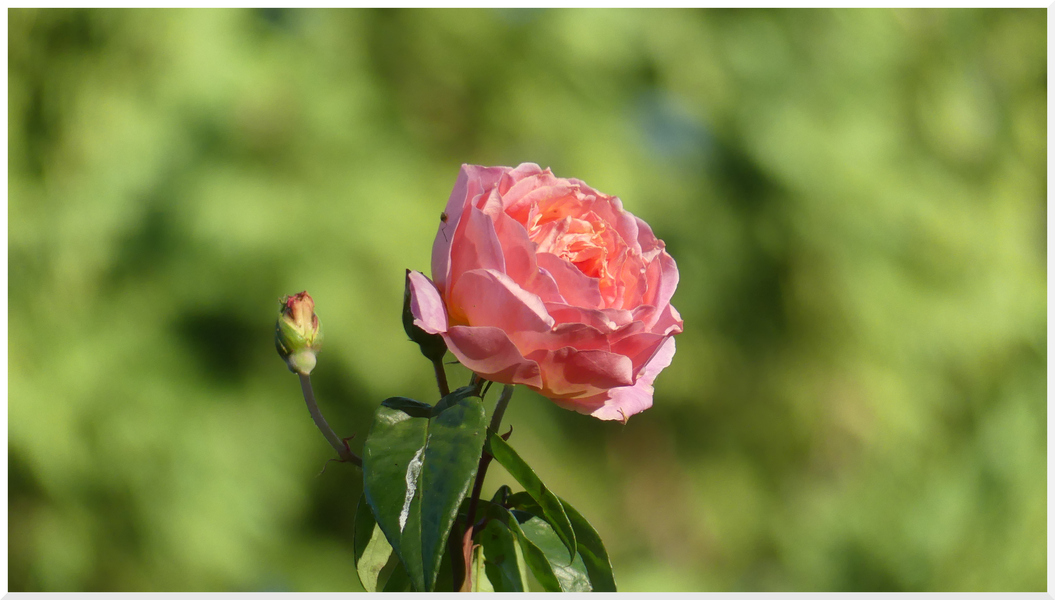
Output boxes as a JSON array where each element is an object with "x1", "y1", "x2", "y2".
[{"x1": 526, "y1": 209, "x2": 611, "y2": 280}]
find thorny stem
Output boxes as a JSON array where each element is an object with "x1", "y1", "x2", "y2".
[
  {"x1": 299, "y1": 374, "x2": 362, "y2": 468},
  {"x1": 459, "y1": 384, "x2": 514, "y2": 592}
]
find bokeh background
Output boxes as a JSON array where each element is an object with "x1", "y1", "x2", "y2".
[{"x1": 8, "y1": 7, "x2": 1046, "y2": 592}]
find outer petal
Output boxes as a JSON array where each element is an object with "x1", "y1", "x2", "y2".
[
  {"x1": 431, "y1": 164, "x2": 509, "y2": 292},
  {"x1": 407, "y1": 270, "x2": 448, "y2": 334},
  {"x1": 448, "y1": 269, "x2": 554, "y2": 347},
  {"x1": 447, "y1": 205, "x2": 507, "y2": 297},
  {"x1": 651, "y1": 303, "x2": 684, "y2": 336},
  {"x1": 641, "y1": 251, "x2": 679, "y2": 330},
  {"x1": 443, "y1": 326, "x2": 543, "y2": 389},
  {"x1": 563, "y1": 336, "x2": 677, "y2": 422},
  {"x1": 527, "y1": 347, "x2": 634, "y2": 399},
  {"x1": 610, "y1": 332, "x2": 668, "y2": 375}
]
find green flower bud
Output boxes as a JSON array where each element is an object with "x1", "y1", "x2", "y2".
[
  {"x1": 403, "y1": 269, "x2": 447, "y2": 362},
  {"x1": 276, "y1": 291, "x2": 323, "y2": 375}
]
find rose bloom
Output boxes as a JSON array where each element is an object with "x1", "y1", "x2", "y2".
[{"x1": 407, "y1": 163, "x2": 683, "y2": 421}]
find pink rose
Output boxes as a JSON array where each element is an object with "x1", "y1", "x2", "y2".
[{"x1": 407, "y1": 163, "x2": 683, "y2": 421}]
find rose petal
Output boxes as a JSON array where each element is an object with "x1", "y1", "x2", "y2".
[
  {"x1": 536, "y1": 253, "x2": 604, "y2": 309},
  {"x1": 488, "y1": 210, "x2": 562, "y2": 303},
  {"x1": 443, "y1": 326, "x2": 543, "y2": 389},
  {"x1": 588, "y1": 336, "x2": 677, "y2": 422},
  {"x1": 432, "y1": 164, "x2": 509, "y2": 292},
  {"x1": 634, "y1": 215, "x2": 663, "y2": 261},
  {"x1": 611, "y1": 332, "x2": 669, "y2": 374},
  {"x1": 652, "y1": 303, "x2": 684, "y2": 336},
  {"x1": 545, "y1": 303, "x2": 633, "y2": 331},
  {"x1": 518, "y1": 322, "x2": 610, "y2": 353},
  {"x1": 447, "y1": 205, "x2": 507, "y2": 296},
  {"x1": 448, "y1": 269, "x2": 554, "y2": 347},
  {"x1": 526, "y1": 347, "x2": 634, "y2": 398},
  {"x1": 407, "y1": 270, "x2": 448, "y2": 334},
  {"x1": 641, "y1": 250, "x2": 679, "y2": 329},
  {"x1": 504, "y1": 182, "x2": 579, "y2": 225},
  {"x1": 578, "y1": 190, "x2": 641, "y2": 254},
  {"x1": 498, "y1": 163, "x2": 546, "y2": 195}
]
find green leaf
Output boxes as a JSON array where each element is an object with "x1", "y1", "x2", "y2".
[
  {"x1": 353, "y1": 495, "x2": 395, "y2": 592},
  {"x1": 515, "y1": 510, "x2": 592, "y2": 592},
  {"x1": 506, "y1": 493, "x2": 617, "y2": 591},
  {"x1": 480, "y1": 501, "x2": 562, "y2": 592},
  {"x1": 476, "y1": 518, "x2": 528, "y2": 592},
  {"x1": 559, "y1": 498, "x2": 616, "y2": 591},
  {"x1": 363, "y1": 391, "x2": 487, "y2": 591},
  {"x1": 490, "y1": 484, "x2": 512, "y2": 507},
  {"x1": 486, "y1": 431, "x2": 576, "y2": 563},
  {"x1": 382, "y1": 561, "x2": 411, "y2": 592},
  {"x1": 470, "y1": 544, "x2": 495, "y2": 592}
]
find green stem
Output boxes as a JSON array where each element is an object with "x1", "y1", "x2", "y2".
[
  {"x1": 433, "y1": 359, "x2": 450, "y2": 397},
  {"x1": 298, "y1": 374, "x2": 362, "y2": 468}
]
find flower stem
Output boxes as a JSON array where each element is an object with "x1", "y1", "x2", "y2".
[
  {"x1": 299, "y1": 374, "x2": 362, "y2": 468},
  {"x1": 433, "y1": 359, "x2": 450, "y2": 397},
  {"x1": 459, "y1": 384, "x2": 514, "y2": 592}
]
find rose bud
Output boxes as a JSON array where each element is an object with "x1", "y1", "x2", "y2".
[
  {"x1": 403, "y1": 269, "x2": 448, "y2": 362},
  {"x1": 275, "y1": 291, "x2": 323, "y2": 375},
  {"x1": 407, "y1": 163, "x2": 683, "y2": 422}
]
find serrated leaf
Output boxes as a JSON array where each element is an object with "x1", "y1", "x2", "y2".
[
  {"x1": 486, "y1": 431, "x2": 576, "y2": 563},
  {"x1": 363, "y1": 390, "x2": 487, "y2": 591},
  {"x1": 353, "y1": 495, "x2": 394, "y2": 592},
  {"x1": 476, "y1": 518, "x2": 528, "y2": 591}
]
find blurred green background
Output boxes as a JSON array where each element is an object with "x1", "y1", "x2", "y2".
[{"x1": 8, "y1": 7, "x2": 1046, "y2": 592}]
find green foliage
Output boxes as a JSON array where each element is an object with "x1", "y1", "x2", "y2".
[
  {"x1": 362, "y1": 390, "x2": 486, "y2": 591},
  {"x1": 8, "y1": 7, "x2": 1045, "y2": 592},
  {"x1": 486, "y1": 431, "x2": 577, "y2": 564},
  {"x1": 475, "y1": 519, "x2": 529, "y2": 592},
  {"x1": 352, "y1": 496, "x2": 393, "y2": 592}
]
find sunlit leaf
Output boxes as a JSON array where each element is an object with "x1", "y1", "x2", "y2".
[
  {"x1": 353, "y1": 495, "x2": 395, "y2": 592},
  {"x1": 362, "y1": 391, "x2": 487, "y2": 591},
  {"x1": 508, "y1": 492, "x2": 616, "y2": 591}
]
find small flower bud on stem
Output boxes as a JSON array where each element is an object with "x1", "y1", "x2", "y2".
[{"x1": 276, "y1": 291, "x2": 361, "y2": 468}]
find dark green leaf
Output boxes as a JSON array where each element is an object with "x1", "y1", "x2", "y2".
[
  {"x1": 490, "y1": 484, "x2": 512, "y2": 507},
  {"x1": 431, "y1": 385, "x2": 476, "y2": 416},
  {"x1": 382, "y1": 560, "x2": 411, "y2": 592},
  {"x1": 515, "y1": 510, "x2": 592, "y2": 592},
  {"x1": 480, "y1": 501, "x2": 562, "y2": 592},
  {"x1": 353, "y1": 495, "x2": 394, "y2": 592},
  {"x1": 379, "y1": 396, "x2": 433, "y2": 418},
  {"x1": 486, "y1": 431, "x2": 576, "y2": 563},
  {"x1": 476, "y1": 518, "x2": 528, "y2": 591},
  {"x1": 363, "y1": 391, "x2": 487, "y2": 591}
]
